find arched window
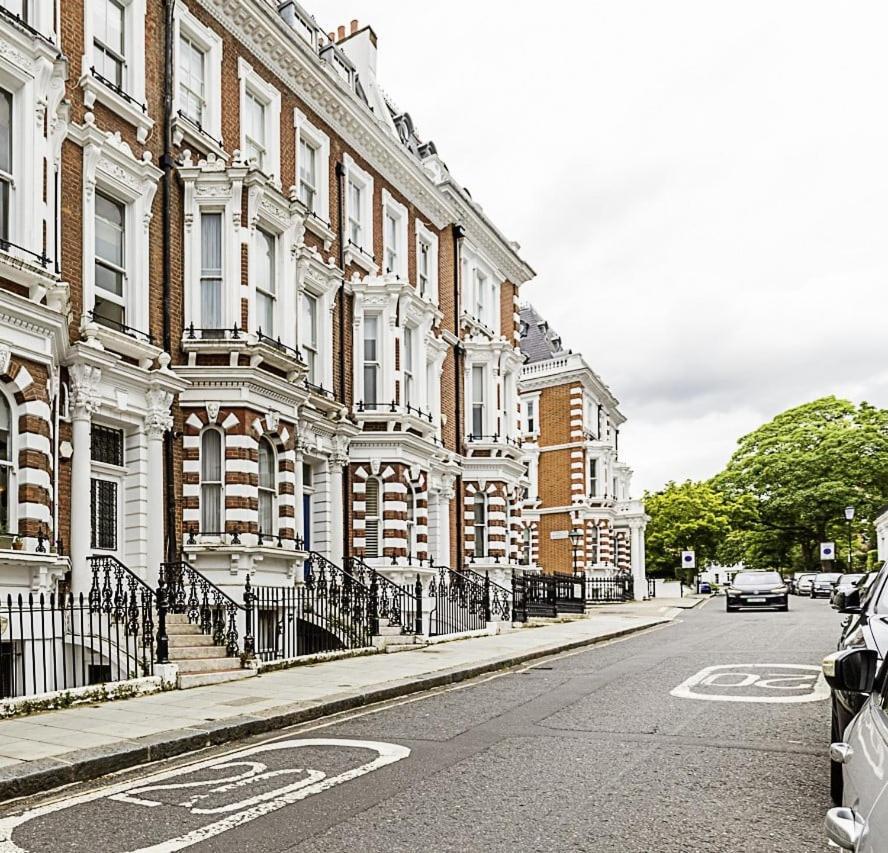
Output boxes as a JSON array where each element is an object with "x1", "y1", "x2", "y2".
[
  {"x1": 0, "y1": 393, "x2": 12, "y2": 533},
  {"x1": 473, "y1": 491, "x2": 488, "y2": 559},
  {"x1": 405, "y1": 482, "x2": 417, "y2": 555},
  {"x1": 200, "y1": 429, "x2": 223, "y2": 533},
  {"x1": 257, "y1": 437, "x2": 277, "y2": 536},
  {"x1": 365, "y1": 477, "x2": 381, "y2": 558}
]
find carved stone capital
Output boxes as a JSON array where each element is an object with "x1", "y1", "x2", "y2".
[
  {"x1": 68, "y1": 363, "x2": 102, "y2": 418},
  {"x1": 145, "y1": 388, "x2": 174, "y2": 439}
]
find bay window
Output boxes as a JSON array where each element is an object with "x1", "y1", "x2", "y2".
[
  {"x1": 301, "y1": 292, "x2": 319, "y2": 383},
  {"x1": 402, "y1": 325, "x2": 415, "y2": 407},
  {"x1": 178, "y1": 35, "x2": 206, "y2": 126},
  {"x1": 0, "y1": 89, "x2": 10, "y2": 245},
  {"x1": 254, "y1": 228, "x2": 276, "y2": 336},
  {"x1": 473, "y1": 492, "x2": 488, "y2": 559},
  {"x1": 93, "y1": 192, "x2": 127, "y2": 329},
  {"x1": 199, "y1": 212, "x2": 222, "y2": 330},
  {"x1": 93, "y1": 0, "x2": 125, "y2": 89},
  {"x1": 0, "y1": 394, "x2": 11, "y2": 534},
  {"x1": 363, "y1": 315, "x2": 380, "y2": 407},
  {"x1": 199, "y1": 429, "x2": 223, "y2": 532},
  {"x1": 471, "y1": 365, "x2": 485, "y2": 438},
  {"x1": 258, "y1": 437, "x2": 277, "y2": 536}
]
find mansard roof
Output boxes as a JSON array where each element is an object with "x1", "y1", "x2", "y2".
[{"x1": 519, "y1": 304, "x2": 567, "y2": 364}]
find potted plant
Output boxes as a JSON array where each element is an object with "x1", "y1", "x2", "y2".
[{"x1": 10, "y1": 535, "x2": 23, "y2": 551}]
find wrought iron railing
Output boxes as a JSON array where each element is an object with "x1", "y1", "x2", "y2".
[
  {"x1": 251, "y1": 552, "x2": 374, "y2": 659},
  {"x1": 184, "y1": 323, "x2": 242, "y2": 341},
  {"x1": 184, "y1": 525, "x2": 304, "y2": 550},
  {"x1": 158, "y1": 560, "x2": 246, "y2": 659},
  {"x1": 458, "y1": 564, "x2": 512, "y2": 621},
  {"x1": 0, "y1": 236, "x2": 51, "y2": 269},
  {"x1": 585, "y1": 575, "x2": 634, "y2": 604},
  {"x1": 427, "y1": 566, "x2": 487, "y2": 636},
  {"x1": 87, "y1": 310, "x2": 155, "y2": 345},
  {"x1": 89, "y1": 67, "x2": 148, "y2": 112},
  {"x1": 466, "y1": 433, "x2": 523, "y2": 447},
  {"x1": 512, "y1": 574, "x2": 528, "y2": 623},
  {"x1": 0, "y1": 557, "x2": 155, "y2": 701},
  {"x1": 345, "y1": 556, "x2": 418, "y2": 635},
  {"x1": 256, "y1": 331, "x2": 306, "y2": 364},
  {"x1": 175, "y1": 109, "x2": 225, "y2": 149},
  {"x1": 303, "y1": 378, "x2": 334, "y2": 398}
]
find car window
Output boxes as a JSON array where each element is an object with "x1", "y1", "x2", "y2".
[
  {"x1": 734, "y1": 572, "x2": 782, "y2": 585},
  {"x1": 816, "y1": 573, "x2": 841, "y2": 582},
  {"x1": 866, "y1": 564, "x2": 888, "y2": 615}
]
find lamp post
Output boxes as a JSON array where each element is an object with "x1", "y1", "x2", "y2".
[
  {"x1": 844, "y1": 506, "x2": 855, "y2": 572},
  {"x1": 568, "y1": 527, "x2": 582, "y2": 576}
]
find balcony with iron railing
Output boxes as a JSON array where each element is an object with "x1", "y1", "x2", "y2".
[
  {"x1": 80, "y1": 310, "x2": 161, "y2": 367},
  {"x1": 354, "y1": 399, "x2": 439, "y2": 441},
  {"x1": 463, "y1": 431, "x2": 524, "y2": 462}
]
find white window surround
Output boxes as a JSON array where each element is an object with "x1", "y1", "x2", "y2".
[
  {"x1": 79, "y1": 0, "x2": 153, "y2": 144},
  {"x1": 522, "y1": 393, "x2": 540, "y2": 437},
  {"x1": 381, "y1": 189, "x2": 407, "y2": 280},
  {"x1": 0, "y1": 385, "x2": 17, "y2": 535},
  {"x1": 72, "y1": 118, "x2": 161, "y2": 346},
  {"x1": 342, "y1": 153, "x2": 375, "y2": 272},
  {"x1": 172, "y1": 3, "x2": 224, "y2": 158},
  {"x1": 246, "y1": 175, "x2": 299, "y2": 348},
  {"x1": 199, "y1": 426, "x2": 224, "y2": 533},
  {"x1": 1, "y1": 0, "x2": 54, "y2": 38},
  {"x1": 415, "y1": 220, "x2": 439, "y2": 304},
  {"x1": 180, "y1": 153, "x2": 246, "y2": 337},
  {"x1": 293, "y1": 109, "x2": 331, "y2": 234},
  {"x1": 588, "y1": 455, "x2": 599, "y2": 498},
  {"x1": 237, "y1": 58, "x2": 280, "y2": 183},
  {"x1": 464, "y1": 358, "x2": 495, "y2": 439},
  {"x1": 296, "y1": 256, "x2": 339, "y2": 394},
  {"x1": 460, "y1": 243, "x2": 502, "y2": 333}
]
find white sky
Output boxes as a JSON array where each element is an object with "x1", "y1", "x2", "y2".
[{"x1": 316, "y1": 1, "x2": 888, "y2": 493}]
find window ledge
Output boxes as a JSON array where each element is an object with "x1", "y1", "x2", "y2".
[
  {"x1": 343, "y1": 243, "x2": 378, "y2": 275},
  {"x1": 246, "y1": 336, "x2": 307, "y2": 377},
  {"x1": 81, "y1": 316, "x2": 162, "y2": 368},
  {"x1": 354, "y1": 405, "x2": 439, "y2": 440},
  {"x1": 80, "y1": 74, "x2": 154, "y2": 144},
  {"x1": 460, "y1": 312, "x2": 497, "y2": 339},
  {"x1": 172, "y1": 113, "x2": 227, "y2": 162},
  {"x1": 304, "y1": 214, "x2": 336, "y2": 250}
]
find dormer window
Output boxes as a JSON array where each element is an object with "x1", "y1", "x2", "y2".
[
  {"x1": 93, "y1": 0, "x2": 126, "y2": 88},
  {"x1": 519, "y1": 320, "x2": 529, "y2": 337}
]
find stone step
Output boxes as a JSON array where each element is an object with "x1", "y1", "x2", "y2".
[
  {"x1": 375, "y1": 625, "x2": 405, "y2": 637},
  {"x1": 167, "y1": 644, "x2": 229, "y2": 660},
  {"x1": 384, "y1": 639, "x2": 428, "y2": 653},
  {"x1": 165, "y1": 623, "x2": 207, "y2": 636},
  {"x1": 178, "y1": 669, "x2": 256, "y2": 690},
  {"x1": 167, "y1": 632, "x2": 217, "y2": 648},
  {"x1": 175, "y1": 656, "x2": 245, "y2": 675}
]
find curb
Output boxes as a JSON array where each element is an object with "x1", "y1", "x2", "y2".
[{"x1": 0, "y1": 616, "x2": 672, "y2": 803}]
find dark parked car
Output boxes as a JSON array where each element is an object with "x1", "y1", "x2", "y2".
[
  {"x1": 811, "y1": 572, "x2": 842, "y2": 599},
  {"x1": 828, "y1": 562, "x2": 888, "y2": 804},
  {"x1": 725, "y1": 570, "x2": 788, "y2": 612},
  {"x1": 831, "y1": 573, "x2": 866, "y2": 606}
]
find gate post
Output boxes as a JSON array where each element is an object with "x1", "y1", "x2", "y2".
[
  {"x1": 483, "y1": 571, "x2": 492, "y2": 623},
  {"x1": 369, "y1": 571, "x2": 379, "y2": 635},
  {"x1": 414, "y1": 575, "x2": 423, "y2": 635},
  {"x1": 156, "y1": 566, "x2": 169, "y2": 665},
  {"x1": 548, "y1": 573, "x2": 556, "y2": 617},
  {"x1": 243, "y1": 573, "x2": 255, "y2": 660}
]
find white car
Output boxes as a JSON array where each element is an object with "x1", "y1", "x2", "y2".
[
  {"x1": 823, "y1": 648, "x2": 888, "y2": 851},
  {"x1": 796, "y1": 573, "x2": 816, "y2": 595}
]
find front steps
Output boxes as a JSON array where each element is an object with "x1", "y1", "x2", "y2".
[
  {"x1": 165, "y1": 613, "x2": 255, "y2": 689},
  {"x1": 372, "y1": 619, "x2": 428, "y2": 653}
]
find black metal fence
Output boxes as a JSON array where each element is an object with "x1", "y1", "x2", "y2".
[
  {"x1": 585, "y1": 575, "x2": 634, "y2": 604},
  {"x1": 251, "y1": 554, "x2": 375, "y2": 660},
  {"x1": 0, "y1": 556, "x2": 155, "y2": 700},
  {"x1": 345, "y1": 556, "x2": 418, "y2": 635},
  {"x1": 554, "y1": 572, "x2": 586, "y2": 614},
  {"x1": 647, "y1": 578, "x2": 657, "y2": 598},
  {"x1": 428, "y1": 567, "x2": 487, "y2": 636}
]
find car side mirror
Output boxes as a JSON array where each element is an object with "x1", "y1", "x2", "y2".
[
  {"x1": 822, "y1": 648, "x2": 878, "y2": 693},
  {"x1": 835, "y1": 588, "x2": 861, "y2": 614}
]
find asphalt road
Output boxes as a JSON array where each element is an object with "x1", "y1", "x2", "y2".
[{"x1": 0, "y1": 594, "x2": 843, "y2": 853}]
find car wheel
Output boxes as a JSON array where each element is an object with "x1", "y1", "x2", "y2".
[
  {"x1": 779, "y1": 599, "x2": 789, "y2": 612},
  {"x1": 831, "y1": 698, "x2": 844, "y2": 805},
  {"x1": 726, "y1": 603, "x2": 737, "y2": 612}
]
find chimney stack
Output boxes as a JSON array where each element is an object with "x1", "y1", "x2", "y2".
[
  {"x1": 337, "y1": 24, "x2": 346, "y2": 41},
  {"x1": 327, "y1": 31, "x2": 335, "y2": 42},
  {"x1": 350, "y1": 19, "x2": 359, "y2": 34}
]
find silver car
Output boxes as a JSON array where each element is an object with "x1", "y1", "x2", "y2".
[{"x1": 823, "y1": 648, "x2": 888, "y2": 850}]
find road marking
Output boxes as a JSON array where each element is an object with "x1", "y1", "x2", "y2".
[
  {"x1": 670, "y1": 664, "x2": 829, "y2": 704},
  {"x1": 0, "y1": 739, "x2": 410, "y2": 853}
]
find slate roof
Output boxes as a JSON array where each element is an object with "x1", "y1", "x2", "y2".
[{"x1": 519, "y1": 304, "x2": 568, "y2": 363}]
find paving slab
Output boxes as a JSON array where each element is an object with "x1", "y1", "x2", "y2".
[{"x1": 0, "y1": 606, "x2": 679, "y2": 801}]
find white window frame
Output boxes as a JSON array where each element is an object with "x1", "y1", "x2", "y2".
[
  {"x1": 460, "y1": 244, "x2": 502, "y2": 332},
  {"x1": 257, "y1": 437, "x2": 278, "y2": 538},
  {"x1": 172, "y1": 3, "x2": 223, "y2": 152},
  {"x1": 92, "y1": 190, "x2": 128, "y2": 329},
  {"x1": 293, "y1": 109, "x2": 330, "y2": 223},
  {"x1": 522, "y1": 394, "x2": 539, "y2": 437},
  {"x1": 402, "y1": 323, "x2": 416, "y2": 408},
  {"x1": 237, "y1": 58, "x2": 281, "y2": 182},
  {"x1": 342, "y1": 153, "x2": 374, "y2": 269},
  {"x1": 89, "y1": 423, "x2": 126, "y2": 556},
  {"x1": 362, "y1": 314, "x2": 381, "y2": 409},
  {"x1": 74, "y1": 121, "x2": 161, "y2": 343},
  {"x1": 199, "y1": 427, "x2": 224, "y2": 534},
  {"x1": 406, "y1": 481, "x2": 417, "y2": 555},
  {"x1": 473, "y1": 491, "x2": 488, "y2": 559},
  {"x1": 471, "y1": 364, "x2": 486, "y2": 439},
  {"x1": 381, "y1": 189, "x2": 407, "y2": 280},
  {"x1": 0, "y1": 387, "x2": 16, "y2": 536},
  {"x1": 415, "y1": 221, "x2": 438, "y2": 303},
  {"x1": 198, "y1": 210, "x2": 223, "y2": 330},
  {"x1": 588, "y1": 456, "x2": 598, "y2": 498},
  {"x1": 296, "y1": 259, "x2": 338, "y2": 394},
  {"x1": 300, "y1": 290, "x2": 319, "y2": 384},
  {"x1": 364, "y1": 476, "x2": 381, "y2": 558},
  {"x1": 253, "y1": 226, "x2": 277, "y2": 338},
  {"x1": 79, "y1": 0, "x2": 152, "y2": 143}
]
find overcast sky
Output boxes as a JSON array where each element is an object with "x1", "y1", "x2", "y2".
[{"x1": 318, "y1": 0, "x2": 888, "y2": 493}]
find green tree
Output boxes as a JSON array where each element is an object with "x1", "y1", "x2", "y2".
[
  {"x1": 644, "y1": 480, "x2": 753, "y2": 579},
  {"x1": 714, "y1": 397, "x2": 888, "y2": 571}
]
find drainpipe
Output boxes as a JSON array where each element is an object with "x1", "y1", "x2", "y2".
[
  {"x1": 161, "y1": 0, "x2": 176, "y2": 562},
  {"x1": 452, "y1": 224, "x2": 465, "y2": 569},
  {"x1": 335, "y1": 160, "x2": 350, "y2": 561}
]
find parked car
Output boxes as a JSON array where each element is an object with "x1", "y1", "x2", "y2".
[
  {"x1": 795, "y1": 573, "x2": 817, "y2": 595},
  {"x1": 828, "y1": 563, "x2": 888, "y2": 804},
  {"x1": 831, "y1": 574, "x2": 866, "y2": 606},
  {"x1": 725, "y1": 570, "x2": 788, "y2": 612},
  {"x1": 811, "y1": 572, "x2": 842, "y2": 599},
  {"x1": 822, "y1": 646, "x2": 888, "y2": 850},
  {"x1": 789, "y1": 571, "x2": 814, "y2": 594}
]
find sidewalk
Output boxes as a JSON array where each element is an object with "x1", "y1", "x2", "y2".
[{"x1": 0, "y1": 598, "x2": 699, "y2": 801}]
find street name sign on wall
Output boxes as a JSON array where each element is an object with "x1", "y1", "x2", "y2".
[
  {"x1": 681, "y1": 550, "x2": 696, "y2": 569},
  {"x1": 550, "y1": 531, "x2": 569, "y2": 540},
  {"x1": 820, "y1": 542, "x2": 835, "y2": 561}
]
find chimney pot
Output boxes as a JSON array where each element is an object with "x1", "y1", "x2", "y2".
[
  {"x1": 337, "y1": 25, "x2": 346, "y2": 40},
  {"x1": 328, "y1": 31, "x2": 335, "y2": 42},
  {"x1": 350, "y1": 19, "x2": 359, "y2": 33}
]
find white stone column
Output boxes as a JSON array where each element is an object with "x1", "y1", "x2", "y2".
[
  {"x1": 329, "y1": 438, "x2": 349, "y2": 567},
  {"x1": 68, "y1": 364, "x2": 102, "y2": 594},
  {"x1": 294, "y1": 447, "x2": 305, "y2": 547},
  {"x1": 630, "y1": 521, "x2": 646, "y2": 601},
  {"x1": 145, "y1": 388, "x2": 173, "y2": 580}
]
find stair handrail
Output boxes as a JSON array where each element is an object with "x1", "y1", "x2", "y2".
[
  {"x1": 86, "y1": 554, "x2": 156, "y2": 644},
  {"x1": 344, "y1": 555, "x2": 416, "y2": 634},
  {"x1": 450, "y1": 564, "x2": 512, "y2": 621},
  {"x1": 160, "y1": 558, "x2": 245, "y2": 658},
  {"x1": 303, "y1": 550, "x2": 378, "y2": 636}
]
